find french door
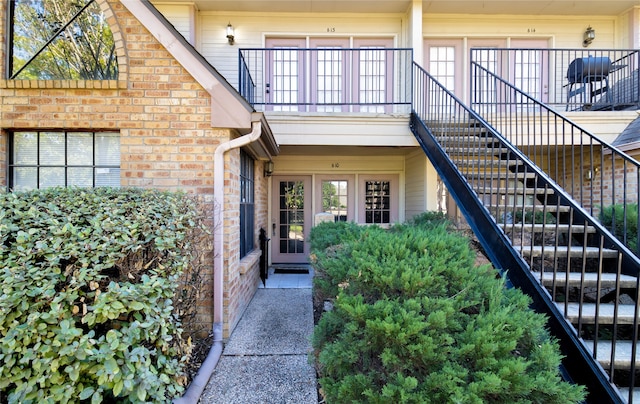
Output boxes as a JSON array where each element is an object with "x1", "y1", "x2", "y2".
[
  {"x1": 265, "y1": 38, "x2": 306, "y2": 111},
  {"x1": 271, "y1": 176, "x2": 312, "y2": 263}
]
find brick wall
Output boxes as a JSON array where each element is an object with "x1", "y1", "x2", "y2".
[{"x1": 0, "y1": 0, "x2": 266, "y2": 338}]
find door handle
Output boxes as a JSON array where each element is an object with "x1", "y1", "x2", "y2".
[{"x1": 272, "y1": 222, "x2": 276, "y2": 237}]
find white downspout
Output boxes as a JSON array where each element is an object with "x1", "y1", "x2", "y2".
[{"x1": 174, "y1": 121, "x2": 262, "y2": 403}]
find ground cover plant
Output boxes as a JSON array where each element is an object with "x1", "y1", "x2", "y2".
[
  {"x1": 0, "y1": 187, "x2": 209, "y2": 403},
  {"x1": 310, "y1": 214, "x2": 586, "y2": 403}
]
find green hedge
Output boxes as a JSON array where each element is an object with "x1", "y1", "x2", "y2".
[
  {"x1": 599, "y1": 203, "x2": 638, "y2": 253},
  {"x1": 311, "y1": 216, "x2": 585, "y2": 403},
  {"x1": 0, "y1": 187, "x2": 208, "y2": 403}
]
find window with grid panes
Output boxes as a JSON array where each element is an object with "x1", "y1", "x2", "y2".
[
  {"x1": 9, "y1": 131, "x2": 120, "y2": 191},
  {"x1": 364, "y1": 180, "x2": 390, "y2": 224},
  {"x1": 239, "y1": 150, "x2": 255, "y2": 258}
]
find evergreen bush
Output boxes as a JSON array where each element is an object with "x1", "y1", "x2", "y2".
[
  {"x1": 599, "y1": 203, "x2": 638, "y2": 252},
  {"x1": 0, "y1": 187, "x2": 209, "y2": 403},
  {"x1": 310, "y1": 219, "x2": 585, "y2": 403}
]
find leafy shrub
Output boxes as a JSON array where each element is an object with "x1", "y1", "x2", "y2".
[
  {"x1": 0, "y1": 187, "x2": 209, "y2": 403},
  {"x1": 310, "y1": 219, "x2": 585, "y2": 404},
  {"x1": 599, "y1": 203, "x2": 639, "y2": 253},
  {"x1": 408, "y1": 211, "x2": 450, "y2": 229}
]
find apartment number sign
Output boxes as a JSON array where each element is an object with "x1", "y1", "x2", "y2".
[
  {"x1": 327, "y1": 27, "x2": 336, "y2": 32},
  {"x1": 331, "y1": 162, "x2": 340, "y2": 168}
]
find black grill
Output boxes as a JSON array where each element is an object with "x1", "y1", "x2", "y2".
[{"x1": 567, "y1": 56, "x2": 611, "y2": 84}]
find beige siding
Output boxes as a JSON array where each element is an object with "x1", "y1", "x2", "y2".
[
  {"x1": 423, "y1": 14, "x2": 619, "y2": 49},
  {"x1": 198, "y1": 12, "x2": 404, "y2": 87},
  {"x1": 405, "y1": 149, "x2": 427, "y2": 220},
  {"x1": 152, "y1": 3, "x2": 195, "y2": 44}
]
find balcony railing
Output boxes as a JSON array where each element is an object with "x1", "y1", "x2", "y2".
[
  {"x1": 470, "y1": 48, "x2": 640, "y2": 112},
  {"x1": 239, "y1": 48, "x2": 413, "y2": 113}
]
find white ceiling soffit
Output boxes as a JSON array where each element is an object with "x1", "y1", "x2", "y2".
[{"x1": 181, "y1": 0, "x2": 639, "y2": 15}]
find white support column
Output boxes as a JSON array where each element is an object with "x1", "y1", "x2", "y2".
[{"x1": 410, "y1": 0, "x2": 423, "y2": 64}]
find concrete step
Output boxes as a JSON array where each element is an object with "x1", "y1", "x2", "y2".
[
  {"x1": 466, "y1": 172, "x2": 538, "y2": 181},
  {"x1": 477, "y1": 187, "x2": 555, "y2": 195},
  {"x1": 617, "y1": 387, "x2": 640, "y2": 404},
  {"x1": 489, "y1": 204, "x2": 571, "y2": 214},
  {"x1": 457, "y1": 160, "x2": 523, "y2": 169},
  {"x1": 519, "y1": 245, "x2": 619, "y2": 259},
  {"x1": 585, "y1": 340, "x2": 640, "y2": 369},
  {"x1": 559, "y1": 303, "x2": 638, "y2": 325},
  {"x1": 532, "y1": 271, "x2": 638, "y2": 289},
  {"x1": 501, "y1": 223, "x2": 597, "y2": 234}
]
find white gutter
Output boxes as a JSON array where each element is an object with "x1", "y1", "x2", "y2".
[{"x1": 174, "y1": 121, "x2": 262, "y2": 403}]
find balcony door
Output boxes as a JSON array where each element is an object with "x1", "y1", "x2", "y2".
[
  {"x1": 309, "y1": 38, "x2": 350, "y2": 112},
  {"x1": 265, "y1": 38, "x2": 306, "y2": 111},
  {"x1": 353, "y1": 38, "x2": 394, "y2": 113},
  {"x1": 509, "y1": 39, "x2": 550, "y2": 104},
  {"x1": 266, "y1": 36, "x2": 393, "y2": 112}
]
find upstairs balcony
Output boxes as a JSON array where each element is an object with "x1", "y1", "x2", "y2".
[
  {"x1": 239, "y1": 48, "x2": 413, "y2": 115},
  {"x1": 470, "y1": 48, "x2": 640, "y2": 113}
]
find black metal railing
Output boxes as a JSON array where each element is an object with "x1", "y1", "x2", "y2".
[
  {"x1": 239, "y1": 48, "x2": 413, "y2": 113},
  {"x1": 470, "y1": 59, "x2": 640, "y2": 260},
  {"x1": 413, "y1": 61, "x2": 640, "y2": 402},
  {"x1": 469, "y1": 48, "x2": 640, "y2": 112}
]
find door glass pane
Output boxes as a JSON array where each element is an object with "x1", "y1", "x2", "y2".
[
  {"x1": 279, "y1": 181, "x2": 305, "y2": 254},
  {"x1": 359, "y1": 47, "x2": 386, "y2": 113},
  {"x1": 474, "y1": 48, "x2": 499, "y2": 111},
  {"x1": 365, "y1": 180, "x2": 390, "y2": 224},
  {"x1": 317, "y1": 48, "x2": 343, "y2": 112},
  {"x1": 322, "y1": 180, "x2": 348, "y2": 222},
  {"x1": 273, "y1": 48, "x2": 299, "y2": 112},
  {"x1": 429, "y1": 46, "x2": 456, "y2": 92}
]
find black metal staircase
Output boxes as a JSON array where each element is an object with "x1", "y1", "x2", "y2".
[{"x1": 411, "y1": 62, "x2": 640, "y2": 403}]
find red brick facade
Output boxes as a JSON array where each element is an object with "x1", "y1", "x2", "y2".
[{"x1": 0, "y1": 0, "x2": 269, "y2": 338}]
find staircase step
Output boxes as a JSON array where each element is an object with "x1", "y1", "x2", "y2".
[
  {"x1": 501, "y1": 223, "x2": 596, "y2": 233},
  {"x1": 585, "y1": 340, "x2": 640, "y2": 369},
  {"x1": 435, "y1": 136, "x2": 496, "y2": 144},
  {"x1": 519, "y1": 245, "x2": 619, "y2": 259},
  {"x1": 447, "y1": 147, "x2": 504, "y2": 154},
  {"x1": 457, "y1": 160, "x2": 523, "y2": 169},
  {"x1": 426, "y1": 120, "x2": 484, "y2": 129},
  {"x1": 617, "y1": 387, "x2": 640, "y2": 403},
  {"x1": 477, "y1": 187, "x2": 555, "y2": 195},
  {"x1": 489, "y1": 204, "x2": 571, "y2": 214},
  {"x1": 559, "y1": 303, "x2": 638, "y2": 325},
  {"x1": 466, "y1": 172, "x2": 537, "y2": 181},
  {"x1": 532, "y1": 271, "x2": 638, "y2": 289}
]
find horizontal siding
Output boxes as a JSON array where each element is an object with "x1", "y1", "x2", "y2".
[
  {"x1": 272, "y1": 154, "x2": 405, "y2": 173},
  {"x1": 153, "y1": 3, "x2": 194, "y2": 44},
  {"x1": 424, "y1": 14, "x2": 618, "y2": 49},
  {"x1": 405, "y1": 150, "x2": 427, "y2": 220},
  {"x1": 198, "y1": 13, "x2": 403, "y2": 88}
]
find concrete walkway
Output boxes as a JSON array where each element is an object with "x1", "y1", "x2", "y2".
[{"x1": 200, "y1": 269, "x2": 317, "y2": 403}]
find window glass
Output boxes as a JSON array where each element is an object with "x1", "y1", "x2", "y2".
[
  {"x1": 68, "y1": 133, "x2": 93, "y2": 165},
  {"x1": 240, "y1": 151, "x2": 255, "y2": 258},
  {"x1": 10, "y1": 131, "x2": 120, "y2": 190},
  {"x1": 365, "y1": 180, "x2": 391, "y2": 224},
  {"x1": 95, "y1": 132, "x2": 120, "y2": 165},
  {"x1": 10, "y1": 0, "x2": 117, "y2": 80},
  {"x1": 322, "y1": 180, "x2": 348, "y2": 222}
]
